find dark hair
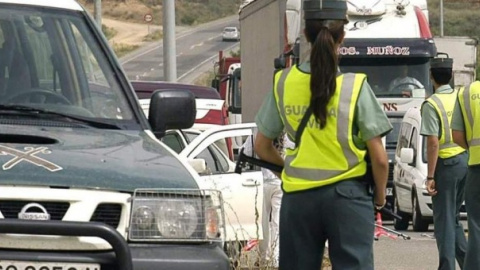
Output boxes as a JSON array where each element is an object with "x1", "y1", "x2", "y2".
[
  {"x1": 431, "y1": 68, "x2": 452, "y2": 85},
  {"x1": 304, "y1": 19, "x2": 346, "y2": 128}
]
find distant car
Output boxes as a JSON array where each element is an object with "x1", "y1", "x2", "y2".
[
  {"x1": 222, "y1": 26, "x2": 240, "y2": 41},
  {"x1": 393, "y1": 107, "x2": 467, "y2": 232}
]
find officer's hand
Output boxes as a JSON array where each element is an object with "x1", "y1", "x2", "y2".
[{"x1": 426, "y1": 179, "x2": 437, "y2": 196}]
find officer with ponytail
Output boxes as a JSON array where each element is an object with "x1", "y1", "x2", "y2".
[{"x1": 253, "y1": 0, "x2": 392, "y2": 269}]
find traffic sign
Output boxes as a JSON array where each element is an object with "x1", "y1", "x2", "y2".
[{"x1": 144, "y1": 13, "x2": 153, "y2": 23}]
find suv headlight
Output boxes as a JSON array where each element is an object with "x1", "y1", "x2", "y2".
[{"x1": 129, "y1": 189, "x2": 225, "y2": 242}]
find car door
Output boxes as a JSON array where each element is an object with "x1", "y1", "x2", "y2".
[{"x1": 179, "y1": 123, "x2": 264, "y2": 242}]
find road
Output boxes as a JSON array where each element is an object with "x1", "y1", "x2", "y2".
[
  {"x1": 120, "y1": 15, "x2": 240, "y2": 83},
  {"x1": 239, "y1": 220, "x2": 466, "y2": 269}
]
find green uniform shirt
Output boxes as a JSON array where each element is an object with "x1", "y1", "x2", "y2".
[
  {"x1": 420, "y1": 85, "x2": 454, "y2": 137},
  {"x1": 451, "y1": 99, "x2": 465, "y2": 132},
  {"x1": 255, "y1": 62, "x2": 392, "y2": 148}
]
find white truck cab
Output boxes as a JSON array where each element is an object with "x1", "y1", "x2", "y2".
[{"x1": 340, "y1": 0, "x2": 437, "y2": 210}]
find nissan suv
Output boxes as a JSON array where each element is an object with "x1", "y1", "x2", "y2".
[{"x1": 0, "y1": 1, "x2": 229, "y2": 269}]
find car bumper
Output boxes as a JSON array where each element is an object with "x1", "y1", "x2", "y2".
[{"x1": 0, "y1": 243, "x2": 230, "y2": 270}]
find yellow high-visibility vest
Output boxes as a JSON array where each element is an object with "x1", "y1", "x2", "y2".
[
  {"x1": 273, "y1": 66, "x2": 367, "y2": 192},
  {"x1": 426, "y1": 90, "x2": 465, "y2": 158},
  {"x1": 458, "y1": 81, "x2": 480, "y2": 166}
]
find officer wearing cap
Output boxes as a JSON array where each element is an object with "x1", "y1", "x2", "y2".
[
  {"x1": 420, "y1": 53, "x2": 468, "y2": 270},
  {"x1": 452, "y1": 78, "x2": 480, "y2": 269},
  {"x1": 253, "y1": 0, "x2": 391, "y2": 269}
]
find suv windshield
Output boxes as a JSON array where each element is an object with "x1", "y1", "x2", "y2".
[
  {"x1": 340, "y1": 57, "x2": 432, "y2": 98},
  {"x1": 0, "y1": 6, "x2": 136, "y2": 127}
]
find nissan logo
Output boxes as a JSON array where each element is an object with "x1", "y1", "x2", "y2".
[{"x1": 18, "y1": 203, "x2": 51, "y2": 221}]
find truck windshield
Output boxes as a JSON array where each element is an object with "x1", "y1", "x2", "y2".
[
  {"x1": 340, "y1": 57, "x2": 432, "y2": 98},
  {"x1": 0, "y1": 6, "x2": 136, "y2": 127}
]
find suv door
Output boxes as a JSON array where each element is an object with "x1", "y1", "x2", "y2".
[{"x1": 179, "y1": 123, "x2": 264, "y2": 242}]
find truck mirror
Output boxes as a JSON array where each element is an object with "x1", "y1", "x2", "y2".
[
  {"x1": 211, "y1": 78, "x2": 220, "y2": 91},
  {"x1": 148, "y1": 89, "x2": 196, "y2": 138}
]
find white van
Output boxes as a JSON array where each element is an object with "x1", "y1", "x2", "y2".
[{"x1": 393, "y1": 107, "x2": 467, "y2": 232}]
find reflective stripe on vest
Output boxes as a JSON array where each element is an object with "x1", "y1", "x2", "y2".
[
  {"x1": 427, "y1": 91, "x2": 465, "y2": 158},
  {"x1": 273, "y1": 66, "x2": 367, "y2": 192},
  {"x1": 458, "y1": 81, "x2": 480, "y2": 165}
]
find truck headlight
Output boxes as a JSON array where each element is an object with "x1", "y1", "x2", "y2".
[{"x1": 129, "y1": 189, "x2": 225, "y2": 242}]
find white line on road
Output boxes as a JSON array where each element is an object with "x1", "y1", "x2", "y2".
[{"x1": 190, "y1": 42, "x2": 204, "y2": 49}]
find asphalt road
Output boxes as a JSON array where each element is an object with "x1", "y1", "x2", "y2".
[
  {"x1": 239, "y1": 221, "x2": 466, "y2": 270},
  {"x1": 119, "y1": 15, "x2": 240, "y2": 83}
]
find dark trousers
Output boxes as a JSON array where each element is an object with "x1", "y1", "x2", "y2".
[
  {"x1": 432, "y1": 152, "x2": 468, "y2": 270},
  {"x1": 464, "y1": 165, "x2": 480, "y2": 270},
  {"x1": 279, "y1": 179, "x2": 374, "y2": 270}
]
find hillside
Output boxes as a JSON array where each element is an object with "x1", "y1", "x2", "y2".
[{"x1": 79, "y1": 0, "x2": 239, "y2": 26}]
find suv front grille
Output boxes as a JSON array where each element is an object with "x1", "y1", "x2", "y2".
[
  {"x1": 90, "y1": 203, "x2": 122, "y2": 228},
  {"x1": 0, "y1": 201, "x2": 69, "y2": 220}
]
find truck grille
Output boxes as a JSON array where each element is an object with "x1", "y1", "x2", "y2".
[
  {"x1": 0, "y1": 201, "x2": 69, "y2": 220},
  {"x1": 90, "y1": 203, "x2": 122, "y2": 228}
]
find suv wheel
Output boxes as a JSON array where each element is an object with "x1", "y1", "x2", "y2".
[
  {"x1": 412, "y1": 193, "x2": 429, "y2": 232},
  {"x1": 393, "y1": 195, "x2": 410, "y2": 230}
]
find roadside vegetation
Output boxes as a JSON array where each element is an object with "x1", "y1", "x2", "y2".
[
  {"x1": 427, "y1": 0, "x2": 480, "y2": 78},
  {"x1": 79, "y1": 0, "x2": 240, "y2": 56}
]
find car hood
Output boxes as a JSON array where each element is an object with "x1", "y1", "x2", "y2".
[{"x1": 0, "y1": 125, "x2": 198, "y2": 192}]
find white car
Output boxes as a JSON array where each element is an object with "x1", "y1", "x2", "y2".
[
  {"x1": 222, "y1": 26, "x2": 240, "y2": 41},
  {"x1": 161, "y1": 123, "x2": 264, "y2": 244},
  {"x1": 393, "y1": 107, "x2": 467, "y2": 232}
]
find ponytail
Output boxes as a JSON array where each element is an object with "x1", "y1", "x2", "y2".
[{"x1": 304, "y1": 20, "x2": 346, "y2": 128}]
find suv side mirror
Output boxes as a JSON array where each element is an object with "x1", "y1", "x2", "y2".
[
  {"x1": 148, "y1": 89, "x2": 196, "y2": 138},
  {"x1": 400, "y1": 148, "x2": 414, "y2": 164},
  {"x1": 188, "y1": 158, "x2": 207, "y2": 174}
]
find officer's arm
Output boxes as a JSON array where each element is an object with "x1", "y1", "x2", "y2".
[
  {"x1": 453, "y1": 131, "x2": 468, "y2": 149},
  {"x1": 366, "y1": 136, "x2": 388, "y2": 207},
  {"x1": 254, "y1": 132, "x2": 284, "y2": 178},
  {"x1": 426, "y1": 136, "x2": 439, "y2": 177}
]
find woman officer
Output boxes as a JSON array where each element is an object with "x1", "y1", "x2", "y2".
[{"x1": 253, "y1": 0, "x2": 392, "y2": 269}]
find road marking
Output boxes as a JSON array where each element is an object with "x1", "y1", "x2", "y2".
[{"x1": 190, "y1": 42, "x2": 204, "y2": 49}]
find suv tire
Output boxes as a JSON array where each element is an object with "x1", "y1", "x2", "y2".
[
  {"x1": 393, "y1": 194, "x2": 410, "y2": 230},
  {"x1": 412, "y1": 193, "x2": 429, "y2": 232}
]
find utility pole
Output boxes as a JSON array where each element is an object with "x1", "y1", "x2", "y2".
[
  {"x1": 440, "y1": 0, "x2": 444, "y2": 36},
  {"x1": 94, "y1": 0, "x2": 102, "y2": 28},
  {"x1": 163, "y1": 0, "x2": 177, "y2": 82}
]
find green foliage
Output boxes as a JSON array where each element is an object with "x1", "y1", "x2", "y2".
[
  {"x1": 143, "y1": 30, "x2": 163, "y2": 42},
  {"x1": 427, "y1": 0, "x2": 480, "y2": 79},
  {"x1": 101, "y1": 24, "x2": 117, "y2": 40},
  {"x1": 174, "y1": 0, "x2": 240, "y2": 26}
]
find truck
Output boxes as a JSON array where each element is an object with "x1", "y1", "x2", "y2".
[
  {"x1": 338, "y1": 0, "x2": 437, "y2": 213},
  {"x1": 214, "y1": 0, "x2": 301, "y2": 124},
  {"x1": 433, "y1": 36, "x2": 478, "y2": 87},
  {"x1": 0, "y1": 1, "x2": 230, "y2": 269}
]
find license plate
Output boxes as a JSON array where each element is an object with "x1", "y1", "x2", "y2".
[
  {"x1": 386, "y1": 188, "x2": 393, "y2": 196},
  {"x1": 0, "y1": 261, "x2": 100, "y2": 270}
]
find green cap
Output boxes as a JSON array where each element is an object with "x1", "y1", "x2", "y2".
[
  {"x1": 430, "y1": 53, "x2": 453, "y2": 69},
  {"x1": 303, "y1": 0, "x2": 348, "y2": 20}
]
